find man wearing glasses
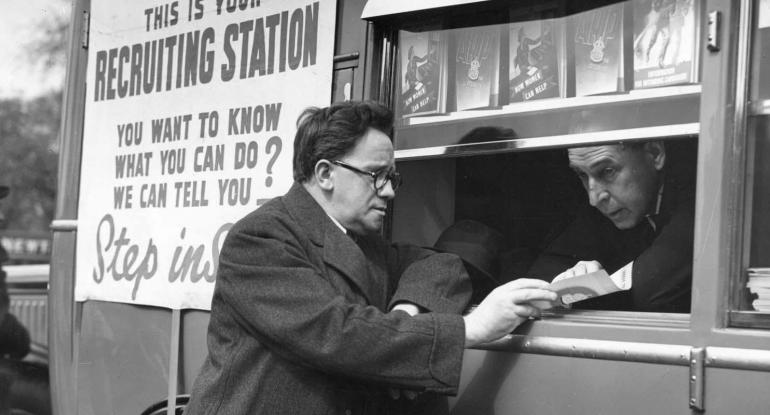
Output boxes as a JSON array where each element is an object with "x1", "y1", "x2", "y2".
[{"x1": 187, "y1": 101, "x2": 556, "y2": 415}]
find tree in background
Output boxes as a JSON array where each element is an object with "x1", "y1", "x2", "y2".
[
  {"x1": 0, "y1": 94, "x2": 61, "y2": 233},
  {"x1": 0, "y1": 1, "x2": 69, "y2": 262}
]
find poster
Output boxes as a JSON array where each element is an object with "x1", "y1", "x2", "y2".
[
  {"x1": 76, "y1": 0, "x2": 336, "y2": 310},
  {"x1": 398, "y1": 30, "x2": 447, "y2": 117},
  {"x1": 632, "y1": 0, "x2": 698, "y2": 89},
  {"x1": 509, "y1": 18, "x2": 561, "y2": 102},
  {"x1": 454, "y1": 25, "x2": 500, "y2": 111},
  {"x1": 572, "y1": 3, "x2": 626, "y2": 96}
]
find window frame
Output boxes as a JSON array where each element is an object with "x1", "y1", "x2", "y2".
[{"x1": 373, "y1": 0, "x2": 770, "y2": 341}]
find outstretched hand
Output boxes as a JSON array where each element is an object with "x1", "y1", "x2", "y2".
[{"x1": 463, "y1": 279, "x2": 557, "y2": 347}]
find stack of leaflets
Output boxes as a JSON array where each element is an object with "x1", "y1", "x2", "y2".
[{"x1": 747, "y1": 268, "x2": 770, "y2": 312}]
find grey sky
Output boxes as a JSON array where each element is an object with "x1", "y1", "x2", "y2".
[{"x1": 0, "y1": 0, "x2": 70, "y2": 99}]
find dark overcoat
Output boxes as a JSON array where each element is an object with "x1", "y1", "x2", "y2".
[{"x1": 186, "y1": 183, "x2": 471, "y2": 415}]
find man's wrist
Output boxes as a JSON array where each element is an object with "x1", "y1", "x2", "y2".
[
  {"x1": 463, "y1": 314, "x2": 482, "y2": 347},
  {"x1": 391, "y1": 302, "x2": 421, "y2": 316}
]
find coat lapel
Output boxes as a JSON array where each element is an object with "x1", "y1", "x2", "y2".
[
  {"x1": 322, "y1": 229, "x2": 385, "y2": 308},
  {"x1": 283, "y1": 183, "x2": 384, "y2": 308}
]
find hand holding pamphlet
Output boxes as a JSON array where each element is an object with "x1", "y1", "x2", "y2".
[
  {"x1": 531, "y1": 262, "x2": 633, "y2": 309},
  {"x1": 550, "y1": 266, "x2": 631, "y2": 305}
]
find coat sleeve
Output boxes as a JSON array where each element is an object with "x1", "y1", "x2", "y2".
[
  {"x1": 214, "y1": 219, "x2": 466, "y2": 394},
  {"x1": 384, "y1": 243, "x2": 472, "y2": 314}
]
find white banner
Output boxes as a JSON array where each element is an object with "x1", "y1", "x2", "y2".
[{"x1": 76, "y1": 0, "x2": 336, "y2": 309}]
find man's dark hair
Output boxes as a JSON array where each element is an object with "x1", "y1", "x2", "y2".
[{"x1": 293, "y1": 101, "x2": 394, "y2": 183}]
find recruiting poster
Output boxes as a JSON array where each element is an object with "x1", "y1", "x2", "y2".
[
  {"x1": 398, "y1": 30, "x2": 446, "y2": 117},
  {"x1": 454, "y1": 25, "x2": 499, "y2": 111},
  {"x1": 632, "y1": 0, "x2": 697, "y2": 88},
  {"x1": 75, "y1": 0, "x2": 336, "y2": 309},
  {"x1": 572, "y1": 3, "x2": 626, "y2": 96},
  {"x1": 508, "y1": 18, "x2": 561, "y2": 102}
]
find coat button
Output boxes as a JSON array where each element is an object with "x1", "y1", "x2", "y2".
[{"x1": 344, "y1": 410, "x2": 352, "y2": 415}]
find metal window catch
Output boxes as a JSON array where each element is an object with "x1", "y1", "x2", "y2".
[
  {"x1": 707, "y1": 11, "x2": 720, "y2": 52},
  {"x1": 689, "y1": 347, "x2": 705, "y2": 412},
  {"x1": 81, "y1": 11, "x2": 90, "y2": 49}
]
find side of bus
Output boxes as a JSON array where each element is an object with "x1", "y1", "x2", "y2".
[{"x1": 50, "y1": 0, "x2": 770, "y2": 414}]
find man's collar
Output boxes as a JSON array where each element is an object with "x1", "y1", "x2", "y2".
[
  {"x1": 645, "y1": 183, "x2": 665, "y2": 232},
  {"x1": 327, "y1": 213, "x2": 347, "y2": 234}
]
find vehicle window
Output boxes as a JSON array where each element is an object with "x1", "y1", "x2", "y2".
[
  {"x1": 393, "y1": 138, "x2": 697, "y2": 312},
  {"x1": 390, "y1": 0, "x2": 700, "y2": 313},
  {"x1": 735, "y1": 0, "x2": 770, "y2": 326}
]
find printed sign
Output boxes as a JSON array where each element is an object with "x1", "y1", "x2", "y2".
[
  {"x1": 76, "y1": 0, "x2": 336, "y2": 309},
  {"x1": 632, "y1": 0, "x2": 698, "y2": 89},
  {"x1": 454, "y1": 25, "x2": 500, "y2": 111},
  {"x1": 398, "y1": 30, "x2": 447, "y2": 117},
  {"x1": 572, "y1": 3, "x2": 626, "y2": 96},
  {"x1": 509, "y1": 18, "x2": 561, "y2": 102}
]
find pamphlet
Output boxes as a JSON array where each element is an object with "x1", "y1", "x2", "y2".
[
  {"x1": 571, "y1": 2, "x2": 627, "y2": 96},
  {"x1": 454, "y1": 26, "x2": 500, "y2": 111},
  {"x1": 632, "y1": 0, "x2": 698, "y2": 89},
  {"x1": 508, "y1": 18, "x2": 562, "y2": 102},
  {"x1": 398, "y1": 30, "x2": 447, "y2": 118},
  {"x1": 549, "y1": 268, "x2": 631, "y2": 305}
]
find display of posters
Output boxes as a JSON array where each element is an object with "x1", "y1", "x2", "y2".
[
  {"x1": 632, "y1": 0, "x2": 698, "y2": 89},
  {"x1": 75, "y1": 0, "x2": 336, "y2": 310},
  {"x1": 572, "y1": 3, "x2": 627, "y2": 96},
  {"x1": 399, "y1": 30, "x2": 447, "y2": 117},
  {"x1": 509, "y1": 19, "x2": 562, "y2": 102},
  {"x1": 454, "y1": 26, "x2": 500, "y2": 111}
]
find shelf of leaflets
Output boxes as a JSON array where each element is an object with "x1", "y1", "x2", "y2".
[
  {"x1": 394, "y1": 84, "x2": 700, "y2": 160},
  {"x1": 731, "y1": 268, "x2": 770, "y2": 329}
]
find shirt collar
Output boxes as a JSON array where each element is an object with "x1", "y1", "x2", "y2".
[
  {"x1": 645, "y1": 183, "x2": 665, "y2": 232},
  {"x1": 327, "y1": 213, "x2": 347, "y2": 234}
]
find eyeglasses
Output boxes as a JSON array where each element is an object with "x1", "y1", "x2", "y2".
[{"x1": 331, "y1": 160, "x2": 403, "y2": 192}]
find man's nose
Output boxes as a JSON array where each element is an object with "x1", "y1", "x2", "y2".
[
  {"x1": 377, "y1": 181, "x2": 396, "y2": 200},
  {"x1": 587, "y1": 179, "x2": 608, "y2": 207}
]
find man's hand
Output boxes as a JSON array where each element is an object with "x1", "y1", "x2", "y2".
[
  {"x1": 463, "y1": 279, "x2": 557, "y2": 347},
  {"x1": 551, "y1": 260, "x2": 603, "y2": 283}
]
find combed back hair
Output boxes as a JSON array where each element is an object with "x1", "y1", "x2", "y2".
[
  {"x1": 293, "y1": 101, "x2": 394, "y2": 183},
  {"x1": 618, "y1": 141, "x2": 649, "y2": 151},
  {"x1": 565, "y1": 140, "x2": 663, "y2": 161}
]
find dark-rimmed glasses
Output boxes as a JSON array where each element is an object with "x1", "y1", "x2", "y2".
[{"x1": 331, "y1": 160, "x2": 403, "y2": 192}]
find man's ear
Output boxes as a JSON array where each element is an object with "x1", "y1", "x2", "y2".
[
  {"x1": 644, "y1": 141, "x2": 666, "y2": 171},
  {"x1": 314, "y1": 159, "x2": 334, "y2": 190}
]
